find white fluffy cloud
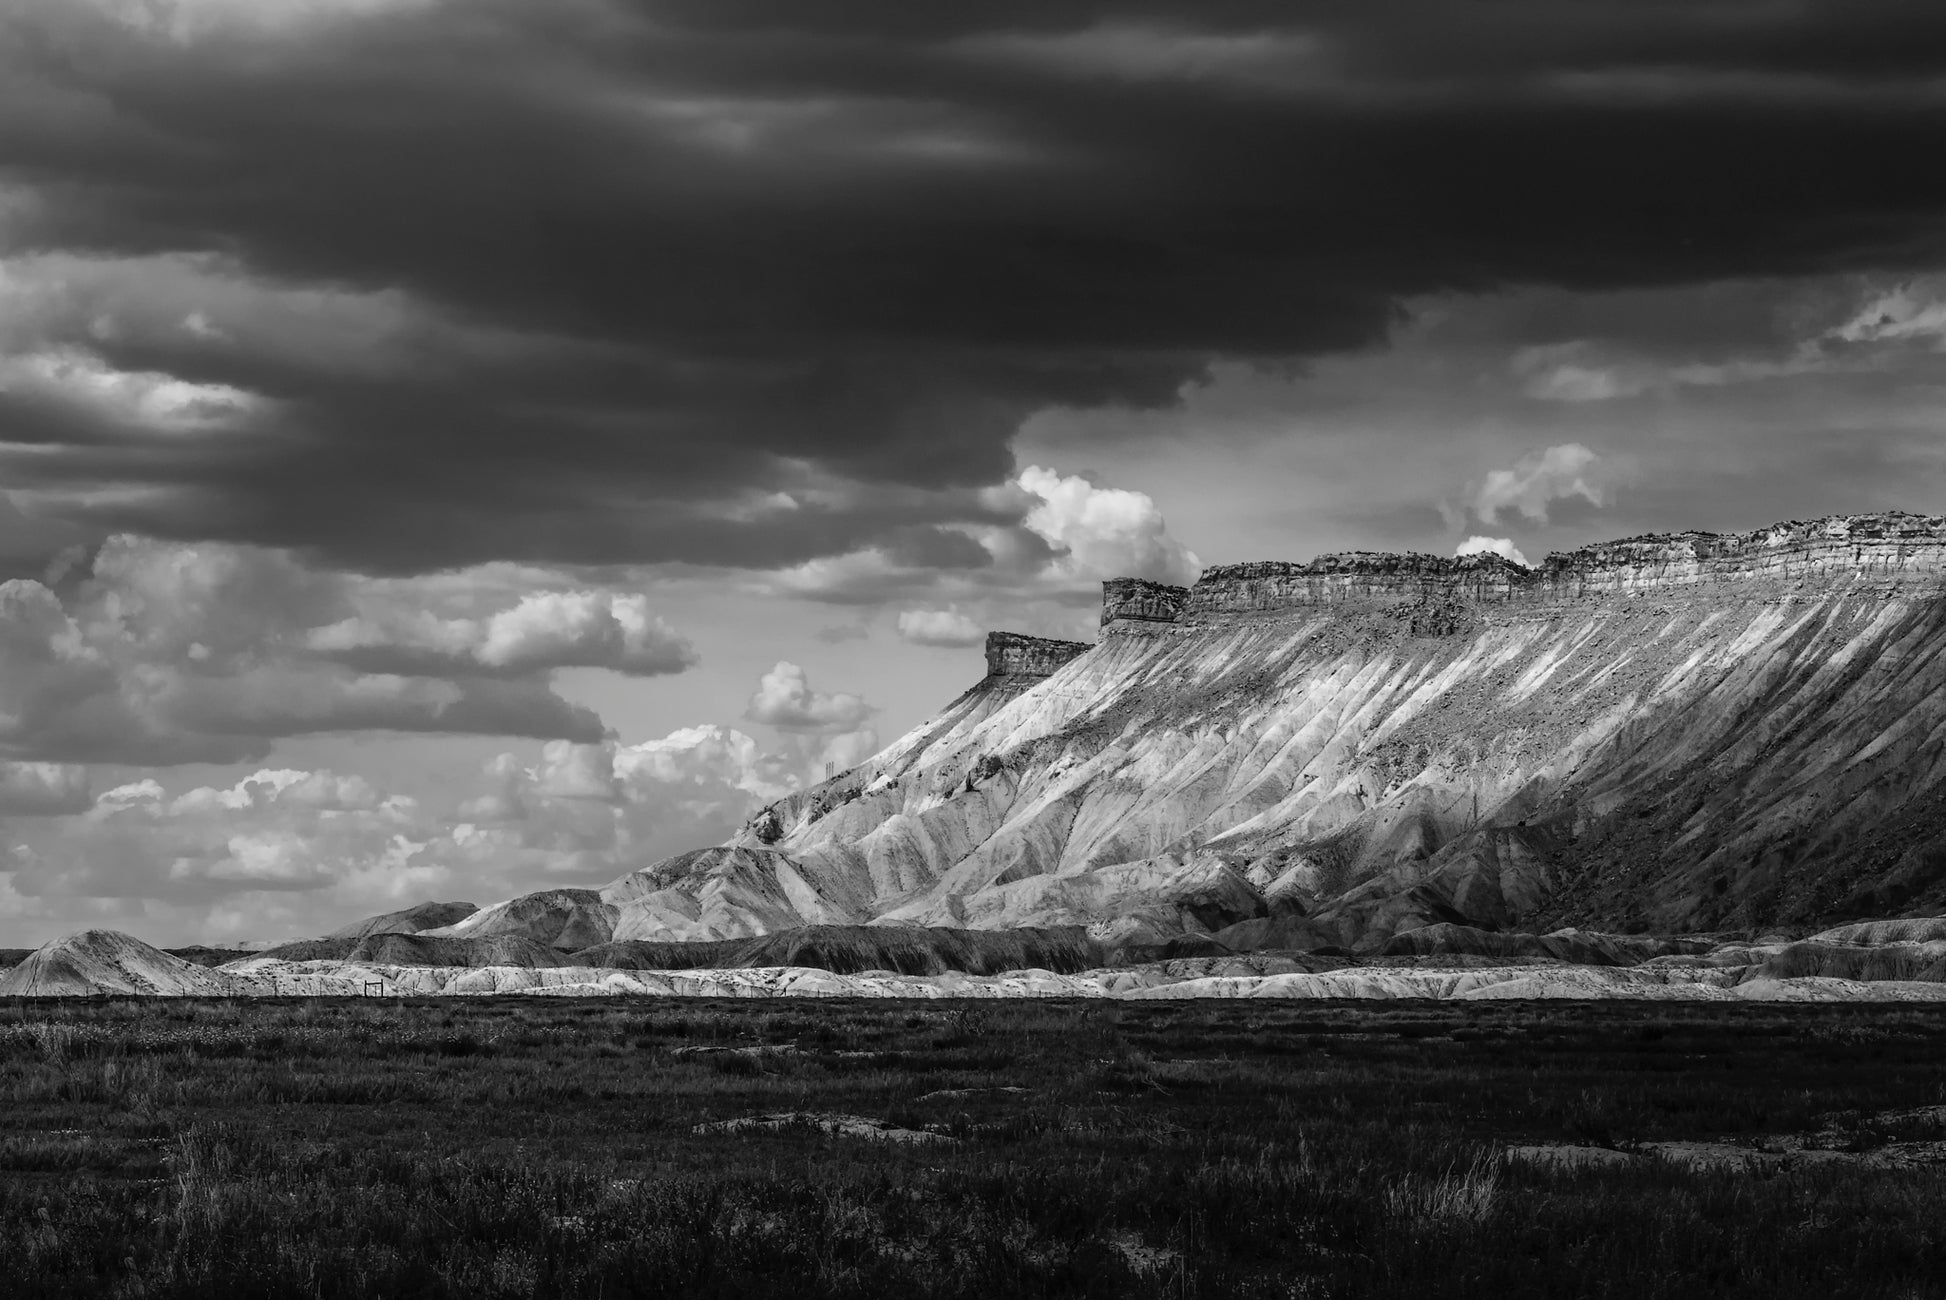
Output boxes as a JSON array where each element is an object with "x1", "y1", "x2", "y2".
[
  {"x1": 896, "y1": 606, "x2": 985, "y2": 647},
  {"x1": 5, "y1": 767, "x2": 431, "y2": 917},
  {"x1": 432, "y1": 721, "x2": 885, "y2": 899},
  {"x1": 744, "y1": 661, "x2": 874, "y2": 733},
  {"x1": 1472, "y1": 443, "x2": 1612, "y2": 526},
  {"x1": 308, "y1": 590, "x2": 696, "y2": 677},
  {"x1": 754, "y1": 465, "x2": 1196, "y2": 642},
  {"x1": 0, "y1": 718, "x2": 844, "y2": 944},
  {"x1": 0, "y1": 534, "x2": 697, "y2": 764},
  {"x1": 1015, "y1": 464, "x2": 1201, "y2": 585},
  {"x1": 1455, "y1": 535, "x2": 1531, "y2": 567}
]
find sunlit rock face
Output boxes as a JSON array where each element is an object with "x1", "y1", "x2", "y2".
[
  {"x1": 984, "y1": 632, "x2": 1090, "y2": 679},
  {"x1": 455, "y1": 511, "x2": 1946, "y2": 949}
]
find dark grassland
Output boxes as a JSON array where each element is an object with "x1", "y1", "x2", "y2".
[{"x1": 4, "y1": 998, "x2": 1946, "y2": 1298}]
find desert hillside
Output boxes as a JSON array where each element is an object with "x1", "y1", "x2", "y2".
[{"x1": 415, "y1": 511, "x2": 1946, "y2": 952}]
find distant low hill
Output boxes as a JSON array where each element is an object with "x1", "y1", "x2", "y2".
[
  {"x1": 0, "y1": 930, "x2": 248, "y2": 996},
  {"x1": 13, "y1": 922, "x2": 1946, "y2": 1001}
]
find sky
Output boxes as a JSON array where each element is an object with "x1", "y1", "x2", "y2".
[{"x1": 4, "y1": 0, "x2": 1946, "y2": 945}]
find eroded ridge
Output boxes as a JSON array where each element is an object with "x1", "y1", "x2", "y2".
[{"x1": 1109, "y1": 512, "x2": 1946, "y2": 623}]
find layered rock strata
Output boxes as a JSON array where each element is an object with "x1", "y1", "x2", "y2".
[
  {"x1": 1157, "y1": 512, "x2": 1946, "y2": 621},
  {"x1": 984, "y1": 631, "x2": 1090, "y2": 678},
  {"x1": 1102, "y1": 577, "x2": 1190, "y2": 629}
]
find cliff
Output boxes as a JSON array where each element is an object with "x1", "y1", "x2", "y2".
[
  {"x1": 1148, "y1": 512, "x2": 1946, "y2": 620},
  {"x1": 444, "y1": 511, "x2": 1946, "y2": 950},
  {"x1": 1102, "y1": 577, "x2": 1191, "y2": 628},
  {"x1": 984, "y1": 631, "x2": 1090, "y2": 677}
]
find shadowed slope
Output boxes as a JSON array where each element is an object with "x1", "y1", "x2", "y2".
[
  {"x1": 346, "y1": 933, "x2": 574, "y2": 969},
  {"x1": 425, "y1": 889, "x2": 616, "y2": 948},
  {"x1": 576, "y1": 925, "x2": 1103, "y2": 976},
  {"x1": 326, "y1": 901, "x2": 479, "y2": 941}
]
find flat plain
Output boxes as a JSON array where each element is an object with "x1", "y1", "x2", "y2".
[{"x1": 4, "y1": 997, "x2": 1946, "y2": 1298}]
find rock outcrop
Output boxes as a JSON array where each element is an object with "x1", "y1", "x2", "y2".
[
  {"x1": 1145, "y1": 512, "x2": 1946, "y2": 621},
  {"x1": 984, "y1": 631, "x2": 1090, "y2": 678},
  {"x1": 1183, "y1": 552, "x2": 1530, "y2": 614},
  {"x1": 1102, "y1": 578, "x2": 1191, "y2": 629}
]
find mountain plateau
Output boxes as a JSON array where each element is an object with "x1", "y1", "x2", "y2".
[{"x1": 430, "y1": 510, "x2": 1946, "y2": 952}]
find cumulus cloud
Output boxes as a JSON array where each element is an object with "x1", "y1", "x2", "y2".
[
  {"x1": 808, "y1": 727, "x2": 881, "y2": 776},
  {"x1": 5, "y1": 767, "x2": 429, "y2": 912},
  {"x1": 0, "y1": 719, "x2": 845, "y2": 944},
  {"x1": 1472, "y1": 444, "x2": 1613, "y2": 526},
  {"x1": 0, "y1": 763, "x2": 91, "y2": 815},
  {"x1": 0, "y1": 534, "x2": 697, "y2": 764},
  {"x1": 1, "y1": 345, "x2": 255, "y2": 430},
  {"x1": 432, "y1": 723, "x2": 876, "y2": 891},
  {"x1": 420, "y1": 725, "x2": 833, "y2": 892},
  {"x1": 613, "y1": 727, "x2": 799, "y2": 805},
  {"x1": 744, "y1": 662, "x2": 875, "y2": 733},
  {"x1": 1455, "y1": 536, "x2": 1531, "y2": 568},
  {"x1": 1014, "y1": 465, "x2": 1200, "y2": 585},
  {"x1": 753, "y1": 467, "x2": 1181, "y2": 641},
  {"x1": 896, "y1": 606, "x2": 985, "y2": 648},
  {"x1": 308, "y1": 590, "x2": 696, "y2": 677}
]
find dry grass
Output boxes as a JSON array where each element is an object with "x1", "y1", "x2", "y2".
[{"x1": 2, "y1": 997, "x2": 1945, "y2": 1297}]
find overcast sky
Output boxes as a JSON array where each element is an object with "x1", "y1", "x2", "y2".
[{"x1": 4, "y1": 0, "x2": 1946, "y2": 945}]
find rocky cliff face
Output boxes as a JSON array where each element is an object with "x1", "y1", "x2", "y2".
[
  {"x1": 1164, "y1": 512, "x2": 1946, "y2": 618},
  {"x1": 1102, "y1": 577, "x2": 1190, "y2": 628},
  {"x1": 985, "y1": 631, "x2": 1090, "y2": 677},
  {"x1": 1185, "y1": 552, "x2": 1529, "y2": 613},
  {"x1": 450, "y1": 511, "x2": 1946, "y2": 950}
]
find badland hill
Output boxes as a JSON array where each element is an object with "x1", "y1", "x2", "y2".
[{"x1": 409, "y1": 510, "x2": 1946, "y2": 955}]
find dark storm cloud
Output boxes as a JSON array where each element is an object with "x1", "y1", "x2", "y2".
[{"x1": 4, "y1": 0, "x2": 1946, "y2": 573}]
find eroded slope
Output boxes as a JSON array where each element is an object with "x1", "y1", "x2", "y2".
[
  {"x1": 387, "y1": 513, "x2": 1946, "y2": 951},
  {"x1": 637, "y1": 513, "x2": 1946, "y2": 946}
]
